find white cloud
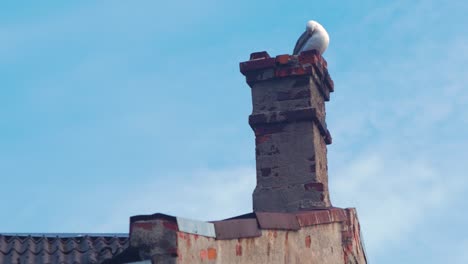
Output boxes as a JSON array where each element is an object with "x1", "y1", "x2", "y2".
[
  {"x1": 2, "y1": 3, "x2": 465, "y2": 264},
  {"x1": 330, "y1": 150, "x2": 453, "y2": 254},
  {"x1": 94, "y1": 166, "x2": 256, "y2": 232},
  {"x1": 327, "y1": 2, "x2": 468, "y2": 258}
]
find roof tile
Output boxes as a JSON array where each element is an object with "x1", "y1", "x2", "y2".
[{"x1": 0, "y1": 235, "x2": 128, "y2": 264}]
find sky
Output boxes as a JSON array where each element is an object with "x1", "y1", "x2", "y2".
[{"x1": 1, "y1": 0, "x2": 467, "y2": 263}]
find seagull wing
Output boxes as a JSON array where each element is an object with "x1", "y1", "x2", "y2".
[{"x1": 293, "y1": 30, "x2": 311, "y2": 55}]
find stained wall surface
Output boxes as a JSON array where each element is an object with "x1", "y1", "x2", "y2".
[
  {"x1": 128, "y1": 208, "x2": 367, "y2": 264},
  {"x1": 177, "y1": 223, "x2": 343, "y2": 264}
]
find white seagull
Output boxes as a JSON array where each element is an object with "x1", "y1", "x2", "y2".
[{"x1": 293, "y1": 20, "x2": 330, "y2": 55}]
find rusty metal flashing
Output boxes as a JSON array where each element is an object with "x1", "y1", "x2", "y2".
[
  {"x1": 127, "y1": 208, "x2": 350, "y2": 242},
  {"x1": 255, "y1": 212, "x2": 300, "y2": 230},
  {"x1": 213, "y1": 219, "x2": 261, "y2": 240},
  {"x1": 210, "y1": 208, "x2": 349, "y2": 239},
  {"x1": 295, "y1": 208, "x2": 347, "y2": 227}
]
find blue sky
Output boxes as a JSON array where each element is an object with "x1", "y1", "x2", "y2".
[{"x1": 1, "y1": 0, "x2": 467, "y2": 263}]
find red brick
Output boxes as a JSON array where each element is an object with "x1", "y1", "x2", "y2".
[
  {"x1": 207, "y1": 248, "x2": 217, "y2": 260},
  {"x1": 298, "y1": 49, "x2": 320, "y2": 65},
  {"x1": 240, "y1": 57, "x2": 276, "y2": 74},
  {"x1": 275, "y1": 54, "x2": 290, "y2": 65}
]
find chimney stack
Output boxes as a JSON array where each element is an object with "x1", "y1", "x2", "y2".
[
  {"x1": 240, "y1": 50, "x2": 334, "y2": 212},
  {"x1": 107, "y1": 50, "x2": 368, "y2": 264}
]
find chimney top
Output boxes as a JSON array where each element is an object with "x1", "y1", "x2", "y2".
[{"x1": 240, "y1": 50, "x2": 334, "y2": 95}]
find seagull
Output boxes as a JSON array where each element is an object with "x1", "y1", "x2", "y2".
[{"x1": 293, "y1": 20, "x2": 330, "y2": 55}]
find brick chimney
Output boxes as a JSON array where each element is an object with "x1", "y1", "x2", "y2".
[
  {"x1": 107, "y1": 49, "x2": 368, "y2": 264},
  {"x1": 240, "y1": 50, "x2": 334, "y2": 212}
]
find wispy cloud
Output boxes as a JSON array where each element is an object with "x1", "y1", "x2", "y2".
[
  {"x1": 1, "y1": 1, "x2": 466, "y2": 263},
  {"x1": 92, "y1": 166, "x2": 256, "y2": 232},
  {"x1": 330, "y1": 151, "x2": 459, "y2": 253},
  {"x1": 326, "y1": 1, "x2": 468, "y2": 261}
]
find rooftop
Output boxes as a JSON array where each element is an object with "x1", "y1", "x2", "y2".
[{"x1": 0, "y1": 234, "x2": 128, "y2": 264}]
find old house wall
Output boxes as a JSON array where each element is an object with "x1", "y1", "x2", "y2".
[
  {"x1": 129, "y1": 209, "x2": 366, "y2": 264},
  {"x1": 177, "y1": 223, "x2": 343, "y2": 264}
]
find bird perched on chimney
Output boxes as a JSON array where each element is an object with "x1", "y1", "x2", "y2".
[{"x1": 293, "y1": 20, "x2": 330, "y2": 55}]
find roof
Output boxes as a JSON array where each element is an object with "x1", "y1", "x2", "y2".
[
  {"x1": 117, "y1": 208, "x2": 357, "y2": 263},
  {"x1": 129, "y1": 208, "x2": 348, "y2": 241},
  {"x1": 0, "y1": 234, "x2": 129, "y2": 264}
]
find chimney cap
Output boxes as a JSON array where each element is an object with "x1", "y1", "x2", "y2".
[{"x1": 240, "y1": 50, "x2": 333, "y2": 92}]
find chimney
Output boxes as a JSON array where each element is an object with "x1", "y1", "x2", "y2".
[
  {"x1": 240, "y1": 50, "x2": 334, "y2": 212},
  {"x1": 108, "y1": 49, "x2": 368, "y2": 264}
]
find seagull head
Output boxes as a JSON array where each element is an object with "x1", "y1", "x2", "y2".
[{"x1": 306, "y1": 20, "x2": 318, "y2": 34}]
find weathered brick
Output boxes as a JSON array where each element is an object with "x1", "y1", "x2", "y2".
[
  {"x1": 275, "y1": 54, "x2": 290, "y2": 65},
  {"x1": 242, "y1": 51, "x2": 334, "y2": 212}
]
